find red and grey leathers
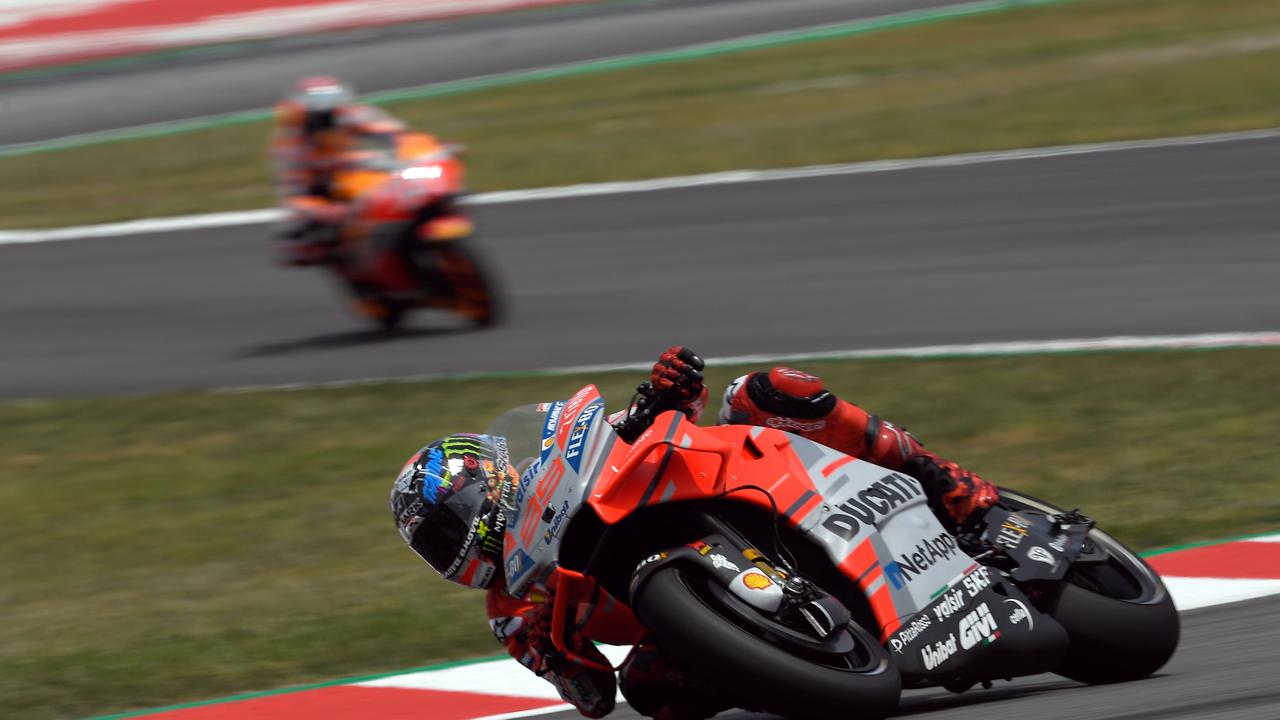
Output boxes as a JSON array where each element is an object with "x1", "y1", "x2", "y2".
[
  {"x1": 717, "y1": 366, "x2": 998, "y2": 528},
  {"x1": 486, "y1": 357, "x2": 996, "y2": 719}
]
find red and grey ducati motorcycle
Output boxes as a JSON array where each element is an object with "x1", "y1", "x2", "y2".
[{"x1": 487, "y1": 385, "x2": 1179, "y2": 718}]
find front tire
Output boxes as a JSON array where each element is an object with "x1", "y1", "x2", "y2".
[
  {"x1": 433, "y1": 241, "x2": 502, "y2": 327},
  {"x1": 999, "y1": 489, "x2": 1179, "y2": 683},
  {"x1": 633, "y1": 565, "x2": 900, "y2": 719}
]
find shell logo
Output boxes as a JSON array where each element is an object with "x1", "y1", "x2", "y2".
[{"x1": 742, "y1": 572, "x2": 773, "y2": 590}]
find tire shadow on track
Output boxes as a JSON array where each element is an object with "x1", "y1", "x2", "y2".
[
  {"x1": 234, "y1": 323, "x2": 473, "y2": 359},
  {"x1": 892, "y1": 677, "x2": 1081, "y2": 716}
]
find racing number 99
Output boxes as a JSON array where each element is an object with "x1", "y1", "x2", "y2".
[{"x1": 519, "y1": 458, "x2": 564, "y2": 546}]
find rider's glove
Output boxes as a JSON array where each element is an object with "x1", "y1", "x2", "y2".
[
  {"x1": 650, "y1": 346, "x2": 708, "y2": 421},
  {"x1": 520, "y1": 592, "x2": 616, "y2": 718}
]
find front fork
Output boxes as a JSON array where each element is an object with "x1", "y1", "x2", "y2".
[{"x1": 629, "y1": 516, "x2": 853, "y2": 647}]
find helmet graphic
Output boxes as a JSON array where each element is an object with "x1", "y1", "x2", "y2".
[{"x1": 390, "y1": 434, "x2": 515, "y2": 589}]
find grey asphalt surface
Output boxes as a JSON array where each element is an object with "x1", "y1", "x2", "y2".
[
  {"x1": 2, "y1": 135, "x2": 1278, "y2": 399},
  {"x1": 0, "y1": 0, "x2": 966, "y2": 146},
  {"x1": 549, "y1": 596, "x2": 1280, "y2": 720}
]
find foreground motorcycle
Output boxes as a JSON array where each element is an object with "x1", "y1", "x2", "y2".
[
  {"x1": 486, "y1": 385, "x2": 1179, "y2": 719},
  {"x1": 292, "y1": 134, "x2": 500, "y2": 330}
]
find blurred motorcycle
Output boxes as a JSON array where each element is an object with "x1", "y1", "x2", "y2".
[
  {"x1": 485, "y1": 385, "x2": 1179, "y2": 719},
  {"x1": 286, "y1": 133, "x2": 501, "y2": 330}
]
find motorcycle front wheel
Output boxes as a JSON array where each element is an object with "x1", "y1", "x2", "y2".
[
  {"x1": 633, "y1": 565, "x2": 900, "y2": 720},
  {"x1": 431, "y1": 240, "x2": 502, "y2": 327},
  {"x1": 999, "y1": 489, "x2": 1179, "y2": 684}
]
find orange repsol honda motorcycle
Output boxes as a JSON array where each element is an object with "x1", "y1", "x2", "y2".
[{"x1": 288, "y1": 134, "x2": 501, "y2": 330}]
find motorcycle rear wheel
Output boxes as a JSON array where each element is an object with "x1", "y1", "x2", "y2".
[
  {"x1": 633, "y1": 565, "x2": 900, "y2": 719},
  {"x1": 999, "y1": 489, "x2": 1179, "y2": 684}
]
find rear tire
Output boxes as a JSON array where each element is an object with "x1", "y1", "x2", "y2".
[
  {"x1": 999, "y1": 489, "x2": 1179, "y2": 684},
  {"x1": 633, "y1": 565, "x2": 900, "y2": 719}
]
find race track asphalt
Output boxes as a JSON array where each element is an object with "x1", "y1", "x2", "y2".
[
  {"x1": 2, "y1": 135, "x2": 1277, "y2": 399},
  {"x1": 0, "y1": 0, "x2": 966, "y2": 146},
  {"x1": 542, "y1": 595, "x2": 1280, "y2": 720}
]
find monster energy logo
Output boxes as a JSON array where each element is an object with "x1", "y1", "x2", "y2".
[{"x1": 441, "y1": 436, "x2": 490, "y2": 456}]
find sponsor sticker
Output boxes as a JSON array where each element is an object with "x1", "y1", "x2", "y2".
[
  {"x1": 921, "y1": 633, "x2": 959, "y2": 670},
  {"x1": 539, "y1": 402, "x2": 566, "y2": 461},
  {"x1": 504, "y1": 548, "x2": 535, "y2": 581},
  {"x1": 764, "y1": 417, "x2": 827, "y2": 432},
  {"x1": 961, "y1": 565, "x2": 992, "y2": 598},
  {"x1": 742, "y1": 572, "x2": 773, "y2": 590},
  {"x1": 638, "y1": 552, "x2": 668, "y2": 569},
  {"x1": 884, "y1": 532, "x2": 960, "y2": 589},
  {"x1": 557, "y1": 387, "x2": 596, "y2": 449},
  {"x1": 820, "y1": 473, "x2": 925, "y2": 540},
  {"x1": 889, "y1": 614, "x2": 932, "y2": 654},
  {"x1": 931, "y1": 588, "x2": 967, "y2": 622},
  {"x1": 542, "y1": 500, "x2": 570, "y2": 544},
  {"x1": 1027, "y1": 546, "x2": 1057, "y2": 566},
  {"x1": 994, "y1": 513, "x2": 1032, "y2": 550},
  {"x1": 490, "y1": 615, "x2": 524, "y2": 642},
  {"x1": 563, "y1": 401, "x2": 602, "y2": 472},
  {"x1": 958, "y1": 603, "x2": 1001, "y2": 649},
  {"x1": 1004, "y1": 598, "x2": 1033, "y2": 630},
  {"x1": 710, "y1": 553, "x2": 741, "y2": 572}
]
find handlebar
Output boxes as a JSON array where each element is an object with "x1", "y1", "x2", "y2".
[{"x1": 611, "y1": 383, "x2": 680, "y2": 443}]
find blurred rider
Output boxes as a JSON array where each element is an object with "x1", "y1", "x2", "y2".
[
  {"x1": 269, "y1": 76, "x2": 407, "y2": 265},
  {"x1": 389, "y1": 346, "x2": 997, "y2": 719}
]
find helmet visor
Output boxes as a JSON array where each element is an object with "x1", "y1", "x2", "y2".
[{"x1": 408, "y1": 483, "x2": 491, "y2": 578}]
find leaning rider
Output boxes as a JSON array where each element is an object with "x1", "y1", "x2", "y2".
[
  {"x1": 269, "y1": 76, "x2": 407, "y2": 265},
  {"x1": 389, "y1": 346, "x2": 997, "y2": 719}
]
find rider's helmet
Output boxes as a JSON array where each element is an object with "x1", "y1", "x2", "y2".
[
  {"x1": 390, "y1": 434, "x2": 516, "y2": 589},
  {"x1": 291, "y1": 76, "x2": 356, "y2": 136}
]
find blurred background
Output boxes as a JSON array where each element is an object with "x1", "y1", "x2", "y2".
[{"x1": 1, "y1": 0, "x2": 1278, "y2": 718}]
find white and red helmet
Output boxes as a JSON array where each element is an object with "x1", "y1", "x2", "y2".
[{"x1": 291, "y1": 76, "x2": 356, "y2": 132}]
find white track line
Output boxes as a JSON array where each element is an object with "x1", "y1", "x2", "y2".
[
  {"x1": 3, "y1": 127, "x2": 1278, "y2": 246},
  {"x1": 211, "y1": 331, "x2": 1280, "y2": 395}
]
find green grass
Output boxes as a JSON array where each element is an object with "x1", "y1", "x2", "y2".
[
  {"x1": 3, "y1": 348, "x2": 1279, "y2": 718},
  {"x1": 3, "y1": 0, "x2": 1280, "y2": 228}
]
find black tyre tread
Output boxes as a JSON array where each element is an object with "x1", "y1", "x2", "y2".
[
  {"x1": 1050, "y1": 581, "x2": 1180, "y2": 683},
  {"x1": 633, "y1": 566, "x2": 900, "y2": 720},
  {"x1": 998, "y1": 489, "x2": 1180, "y2": 684}
]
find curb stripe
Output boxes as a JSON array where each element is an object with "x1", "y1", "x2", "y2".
[
  {"x1": 3, "y1": 127, "x2": 1278, "y2": 245},
  {"x1": 0, "y1": 0, "x2": 1071, "y2": 159},
  {"x1": 89, "y1": 528, "x2": 1280, "y2": 718}
]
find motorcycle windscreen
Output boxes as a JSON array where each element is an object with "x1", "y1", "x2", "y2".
[{"x1": 494, "y1": 386, "x2": 616, "y2": 598}]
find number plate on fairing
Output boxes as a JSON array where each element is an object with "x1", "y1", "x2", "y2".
[{"x1": 501, "y1": 386, "x2": 614, "y2": 598}]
